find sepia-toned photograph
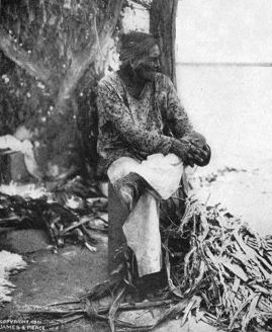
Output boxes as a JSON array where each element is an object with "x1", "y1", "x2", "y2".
[{"x1": 0, "y1": 0, "x2": 272, "y2": 331}]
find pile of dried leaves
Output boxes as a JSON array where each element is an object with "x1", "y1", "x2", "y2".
[
  {"x1": 0, "y1": 179, "x2": 108, "y2": 251},
  {"x1": 163, "y1": 196, "x2": 272, "y2": 331},
  {"x1": 17, "y1": 195, "x2": 272, "y2": 332}
]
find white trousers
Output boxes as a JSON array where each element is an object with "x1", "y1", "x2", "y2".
[{"x1": 107, "y1": 153, "x2": 183, "y2": 277}]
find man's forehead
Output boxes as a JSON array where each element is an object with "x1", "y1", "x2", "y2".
[{"x1": 148, "y1": 44, "x2": 160, "y2": 57}]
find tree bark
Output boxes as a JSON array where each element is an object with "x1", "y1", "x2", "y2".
[
  {"x1": 0, "y1": 27, "x2": 54, "y2": 89},
  {"x1": 150, "y1": 0, "x2": 178, "y2": 86},
  {"x1": 55, "y1": 0, "x2": 124, "y2": 113}
]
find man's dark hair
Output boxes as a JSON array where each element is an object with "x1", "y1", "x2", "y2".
[{"x1": 118, "y1": 31, "x2": 158, "y2": 64}]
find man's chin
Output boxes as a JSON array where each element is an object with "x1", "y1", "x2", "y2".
[
  {"x1": 141, "y1": 71, "x2": 157, "y2": 82},
  {"x1": 135, "y1": 67, "x2": 158, "y2": 81}
]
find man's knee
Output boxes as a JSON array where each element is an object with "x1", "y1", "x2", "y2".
[{"x1": 112, "y1": 172, "x2": 147, "y2": 211}]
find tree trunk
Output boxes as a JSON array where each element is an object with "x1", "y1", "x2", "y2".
[
  {"x1": 0, "y1": 0, "x2": 124, "y2": 182},
  {"x1": 150, "y1": 0, "x2": 187, "y2": 219},
  {"x1": 55, "y1": 0, "x2": 124, "y2": 113},
  {"x1": 150, "y1": 0, "x2": 178, "y2": 86},
  {"x1": 0, "y1": 27, "x2": 54, "y2": 88}
]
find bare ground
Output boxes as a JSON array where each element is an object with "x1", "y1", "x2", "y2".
[{"x1": 0, "y1": 227, "x2": 218, "y2": 332}]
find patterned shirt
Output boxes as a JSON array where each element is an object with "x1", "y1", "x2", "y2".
[{"x1": 96, "y1": 72, "x2": 192, "y2": 175}]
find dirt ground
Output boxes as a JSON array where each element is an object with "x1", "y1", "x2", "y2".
[
  {"x1": 0, "y1": 229, "x2": 109, "y2": 331},
  {"x1": 0, "y1": 226, "x2": 219, "y2": 332}
]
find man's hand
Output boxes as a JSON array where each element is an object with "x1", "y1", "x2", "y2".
[
  {"x1": 192, "y1": 143, "x2": 211, "y2": 166},
  {"x1": 184, "y1": 131, "x2": 206, "y2": 147},
  {"x1": 170, "y1": 138, "x2": 195, "y2": 166},
  {"x1": 184, "y1": 131, "x2": 211, "y2": 166},
  {"x1": 170, "y1": 132, "x2": 211, "y2": 167}
]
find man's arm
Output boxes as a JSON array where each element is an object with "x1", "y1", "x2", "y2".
[{"x1": 97, "y1": 80, "x2": 173, "y2": 155}]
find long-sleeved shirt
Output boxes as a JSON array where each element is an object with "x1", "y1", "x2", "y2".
[{"x1": 96, "y1": 72, "x2": 192, "y2": 175}]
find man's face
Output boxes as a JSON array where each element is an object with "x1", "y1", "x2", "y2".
[{"x1": 132, "y1": 44, "x2": 161, "y2": 81}]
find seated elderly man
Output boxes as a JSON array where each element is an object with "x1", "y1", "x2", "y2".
[{"x1": 96, "y1": 32, "x2": 210, "y2": 283}]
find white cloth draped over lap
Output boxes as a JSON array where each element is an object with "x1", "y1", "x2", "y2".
[{"x1": 107, "y1": 153, "x2": 183, "y2": 277}]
